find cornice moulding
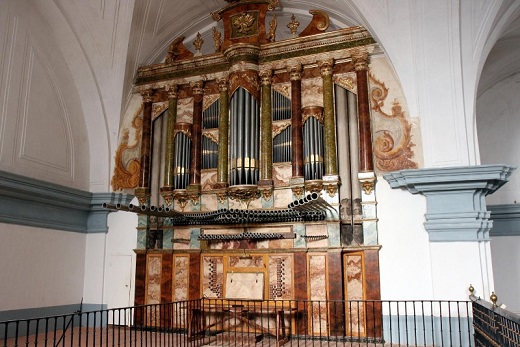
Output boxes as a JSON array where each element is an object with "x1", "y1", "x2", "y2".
[{"x1": 383, "y1": 165, "x2": 516, "y2": 242}]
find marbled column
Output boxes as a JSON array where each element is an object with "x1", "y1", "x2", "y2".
[
  {"x1": 161, "y1": 84, "x2": 178, "y2": 206},
  {"x1": 189, "y1": 81, "x2": 204, "y2": 188},
  {"x1": 319, "y1": 60, "x2": 338, "y2": 176},
  {"x1": 136, "y1": 89, "x2": 154, "y2": 202},
  {"x1": 259, "y1": 69, "x2": 273, "y2": 184},
  {"x1": 289, "y1": 64, "x2": 303, "y2": 178},
  {"x1": 353, "y1": 50, "x2": 374, "y2": 172},
  {"x1": 216, "y1": 78, "x2": 229, "y2": 188}
]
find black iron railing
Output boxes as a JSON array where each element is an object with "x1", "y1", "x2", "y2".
[
  {"x1": 471, "y1": 294, "x2": 520, "y2": 346},
  {"x1": 1, "y1": 299, "x2": 474, "y2": 346}
]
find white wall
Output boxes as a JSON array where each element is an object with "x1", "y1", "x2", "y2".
[
  {"x1": 490, "y1": 236, "x2": 520, "y2": 314},
  {"x1": 377, "y1": 180, "x2": 433, "y2": 299},
  {"x1": 477, "y1": 71, "x2": 520, "y2": 313},
  {"x1": 0, "y1": 223, "x2": 86, "y2": 311}
]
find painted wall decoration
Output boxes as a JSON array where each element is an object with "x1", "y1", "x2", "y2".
[{"x1": 369, "y1": 57, "x2": 421, "y2": 172}]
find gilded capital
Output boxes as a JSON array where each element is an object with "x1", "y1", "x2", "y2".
[
  {"x1": 351, "y1": 49, "x2": 369, "y2": 71},
  {"x1": 190, "y1": 80, "x2": 204, "y2": 95},
  {"x1": 259, "y1": 69, "x2": 273, "y2": 85},
  {"x1": 217, "y1": 77, "x2": 228, "y2": 92},
  {"x1": 287, "y1": 63, "x2": 302, "y2": 81},
  {"x1": 141, "y1": 89, "x2": 153, "y2": 103},
  {"x1": 165, "y1": 84, "x2": 178, "y2": 99},
  {"x1": 318, "y1": 60, "x2": 334, "y2": 77}
]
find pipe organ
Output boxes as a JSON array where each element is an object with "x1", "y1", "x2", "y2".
[
  {"x1": 114, "y1": 0, "x2": 389, "y2": 342},
  {"x1": 229, "y1": 87, "x2": 260, "y2": 186}
]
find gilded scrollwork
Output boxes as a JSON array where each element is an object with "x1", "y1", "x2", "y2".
[{"x1": 370, "y1": 73, "x2": 418, "y2": 172}]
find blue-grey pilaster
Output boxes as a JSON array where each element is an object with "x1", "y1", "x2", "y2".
[{"x1": 384, "y1": 165, "x2": 516, "y2": 241}]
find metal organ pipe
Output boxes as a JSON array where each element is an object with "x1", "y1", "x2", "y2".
[{"x1": 230, "y1": 87, "x2": 260, "y2": 186}]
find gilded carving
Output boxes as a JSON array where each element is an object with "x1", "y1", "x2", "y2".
[
  {"x1": 351, "y1": 49, "x2": 369, "y2": 71},
  {"x1": 272, "y1": 120, "x2": 291, "y2": 137},
  {"x1": 287, "y1": 14, "x2": 300, "y2": 38},
  {"x1": 302, "y1": 106, "x2": 324, "y2": 124},
  {"x1": 304, "y1": 180, "x2": 323, "y2": 194},
  {"x1": 216, "y1": 190, "x2": 228, "y2": 203},
  {"x1": 272, "y1": 83, "x2": 290, "y2": 98},
  {"x1": 229, "y1": 71, "x2": 259, "y2": 97},
  {"x1": 324, "y1": 183, "x2": 337, "y2": 198},
  {"x1": 259, "y1": 187, "x2": 273, "y2": 201},
  {"x1": 334, "y1": 74, "x2": 357, "y2": 94},
  {"x1": 299, "y1": 10, "x2": 330, "y2": 37},
  {"x1": 267, "y1": 14, "x2": 277, "y2": 42},
  {"x1": 231, "y1": 11, "x2": 258, "y2": 38},
  {"x1": 360, "y1": 179, "x2": 375, "y2": 195},
  {"x1": 202, "y1": 130, "x2": 219, "y2": 145},
  {"x1": 212, "y1": 28, "x2": 222, "y2": 53},
  {"x1": 174, "y1": 191, "x2": 189, "y2": 210},
  {"x1": 152, "y1": 102, "x2": 167, "y2": 120},
  {"x1": 228, "y1": 185, "x2": 261, "y2": 207},
  {"x1": 318, "y1": 59, "x2": 334, "y2": 77},
  {"x1": 165, "y1": 36, "x2": 194, "y2": 63},
  {"x1": 193, "y1": 32, "x2": 204, "y2": 54},
  {"x1": 369, "y1": 73, "x2": 418, "y2": 171},
  {"x1": 291, "y1": 185, "x2": 304, "y2": 199},
  {"x1": 203, "y1": 94, "x2": 220, "y2": 111}
]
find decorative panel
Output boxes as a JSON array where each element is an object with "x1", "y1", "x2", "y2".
[
  {"x1": 172, "y1": 255, "x2": 189, "y2": 328},
  {"x1": 173, "y1": 255, "x2": 189, "y2": 301},
  {"x1": 268, "y1": 254, "x2": 293, "y2": 300},
  {"x1": 145, "y1": 254, "x2": 162, "y2": 326},
  {"x1": 344, "y1": 253, "x2": 366, "y2": 336},
  {"x1": 202, "y1": 256, "x2": 224, "y2": 298},
  {"x1": 308, "y1": 254, "x2": 328, "y2": 335}
]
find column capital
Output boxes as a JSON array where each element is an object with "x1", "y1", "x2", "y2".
[
  {"x1": 287, "y1": 63, "x2": 302, "y2": 80},
  {"x1": 259, "y1": 69, "x2": 273, "y2": 85},
  {"x1": 351, "y1": 49, "x2": 369, "y2": 71},
  {"x1": 140, "y1": 89, "x2": 154, "y2": 103},
  {"x1": 165, "y1": 84, "x2": 178, "y2": 99},
  {"x1": 318, "y1": 59, "x2": 334, "y2": 77},
  {"x1": 190, "y1": 80, "x2": 204, "y2": 95},
  {"x1": 217, "y1": 77, "x2": 229, "y2": 92}
]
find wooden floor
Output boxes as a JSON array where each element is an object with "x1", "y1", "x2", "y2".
[{"x1": 1, "y1": 326, "x2": 404, "y2": 346}]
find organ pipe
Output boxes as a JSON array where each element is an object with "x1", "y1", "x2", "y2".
[
  {"x1": 303, "y1": 107, "x2": 324, "y2": 180},
  {"x1": 272, "y1": 90, "x2": 291, "y2": 121},
  {"x1": 273, "y1": 127, "x2": 291, "y2": 163},
  {"x1": 230, "y1": 87, "x2": 260, "y2": 186},
  {"x1": 173, "y1": 130, "x2": 192, "y2": 190}
]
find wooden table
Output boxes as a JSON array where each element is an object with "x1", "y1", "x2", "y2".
[{"x1": 189, "y1": 301, "x2": 298, "y2": 346}]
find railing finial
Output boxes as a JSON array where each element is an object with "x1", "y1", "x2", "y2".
[{"x1": 490, "y1": 291, "x2": 498, "y2": 307}]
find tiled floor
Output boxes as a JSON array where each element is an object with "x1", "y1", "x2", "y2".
[{"x1": 1, "y1": 326, "x2": 396, "y2": 346}]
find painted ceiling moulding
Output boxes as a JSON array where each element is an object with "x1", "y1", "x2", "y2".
[{"x1": 384, "y1": 165, "x2": 516, "y2": 242}]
